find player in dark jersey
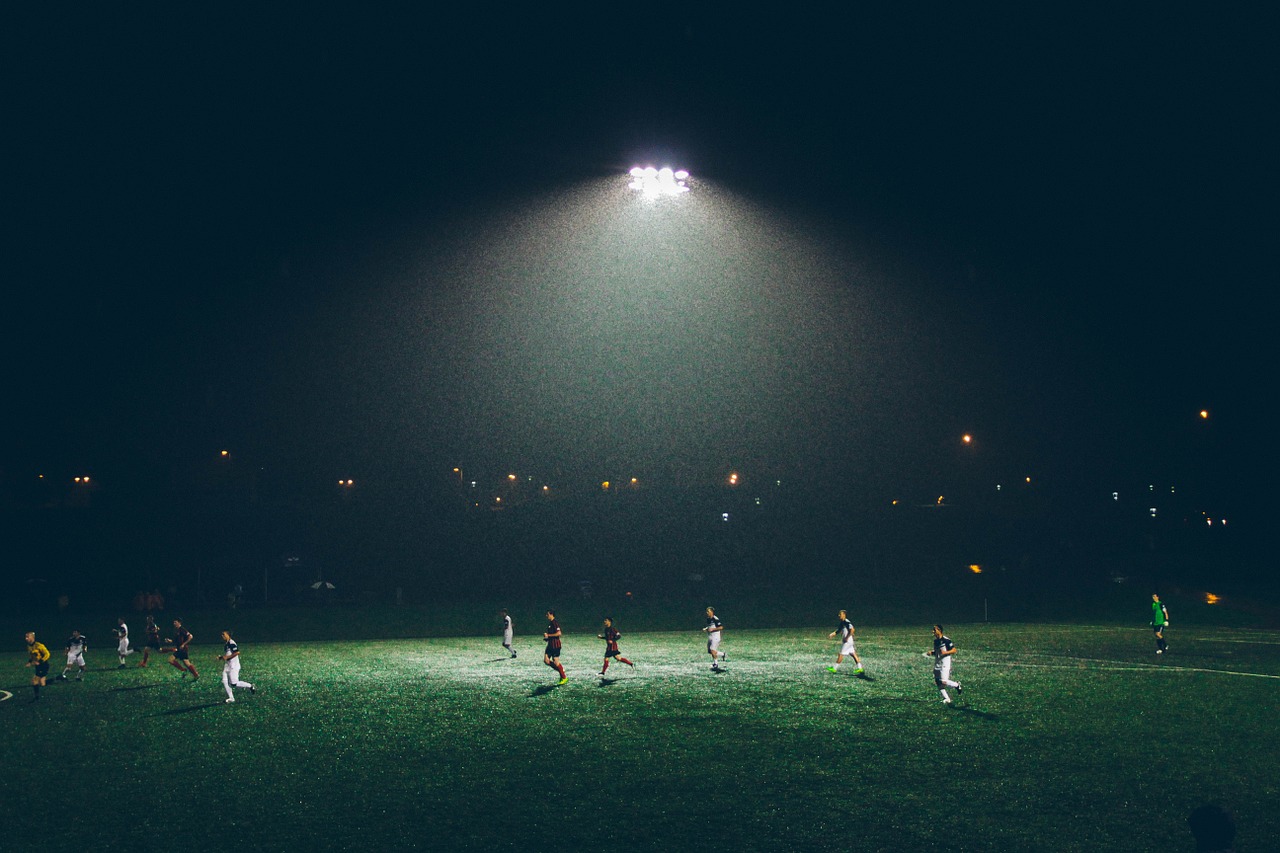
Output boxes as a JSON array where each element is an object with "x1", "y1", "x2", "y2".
[
  {"x1": 25, "y1": 632, "x2": 51, "y2": 700},
  {"x1": 165, "y1": 618, "x2": 199, "y2": 680},
  {"x1": 597, "y1": 617, "x2": 635, "y2": 676},
  {"x1": 542, "y1": 610, "x2": 567, "y2": 684},
  {"x1": 703, "y1": 607, "x2": 727, "y2": 671},
  {"x1": 826, "y1": 610, "x2": 865, "y2": 675},
  {"x1": 58, "y1": 629, "x2": 88, "y2": 681},
  {"x1": 925, "y1": 625, "x2": 962, "y2": 705},
  {"x1": 139, "y1": 615, "x2": 162, "y2": 667},
  {"x1": 216, "y1": 630, "x2": 255, "y2": 703}
]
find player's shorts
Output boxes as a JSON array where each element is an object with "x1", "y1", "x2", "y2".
[
  {"x1": 1152, "y1": 624, "x2": 1166, "y2": 633},
  {"x1": 934, "y1": 657, "x2": 952, "y2": 682},
  {"x1": 840, "y1": 640, "x2": 858, "y2": 656},
  {"x1": 35, "y1": 661, "x2": 50, "y2": 678},
  {"x1": 544, "y1": 642, "x2": 561, "y2": 658},
  {"x1": 145, "y1": 638, "x2": 161, "y2": 650},
  {"x1": 707, "y1": 633, "x2": 722, "y2": 652},
  {"x1": 503, "y1": 631, "x2": 513, "y2": 646},
  {"x1": 117, "y1": 639, "x2": 130, "y2": 654},
  {"x1": 67, "y1": 652, "x2": 85, "y2": 667},
  {"x1": 604, "y1": 649, "x2": 621, "y2": 658},
  {"x1": 172, "y1": 648, "x2": 189, "y2": 661}
]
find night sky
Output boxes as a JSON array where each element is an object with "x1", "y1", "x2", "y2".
[{"x1": 6, "y1": 7, "x2": 1272, "y2": 509}]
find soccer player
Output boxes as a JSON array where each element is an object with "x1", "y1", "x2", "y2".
[
  {"x1": 597, "y1": 617, "x2": 635, "y2": 675},
  {"x1": 542, "y1": 610, "x2": 567, "y2": 684},
  {"x1": 165, "y1": 618, "x2": 199, "y2": 680},
  {"x1": 925, "y1": 624, "x2": 962, "y2": 704},
  {"x1": 1151, "y1": 593, "x2": 1170, "y2": 654},
  {"x1": 826, "y1": 610, "x2": 865, "y2": 675},
  {"x1": 59, "y1": 629, "x2": 88, "y2": 681},
  {"x1": 113, "y1": 617, "x2": 135, "y2": 668},
  {"x1": 216, "y1": 630, "x2": 256, "y2": 703},
  {"x1": 25, "y1": 632, "x2": 51, "y2": 701},
  {"x1": 139, "y1": 615, "x2": 161, "y2": 667},
  {"x1": 500, "y1": 608, "x2": 516, "y2": 658},
  {"x1": 703, "y1": 606, "x2": 727, "y2": 671}
]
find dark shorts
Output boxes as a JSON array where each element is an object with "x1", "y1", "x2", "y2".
[
  {"x1": 35, "y1": 662, "x2": 50, "y2": 678},
  {"x1": 145, "y1": 638, "x2": 161, "y2": 650},
  {"x1": 544, "y1": 643, "x2": 561, "y2": 658},
  {"x1": 172, "y1": 648, "x2": 189, "y2": 661},
  {"x1": 1152, "y1": 624, "x2": 1165, "y2": 633},
  {"x1": 604, "y1": 649, "x2": 621, "y2": 658}
]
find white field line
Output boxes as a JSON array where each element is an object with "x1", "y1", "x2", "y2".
[
  {"x1": 972, "y1": 654, "x2": 1280, "y2": 680},
  {"x1": 0, "y1": 689, "x2": 12, "y2": 702}
]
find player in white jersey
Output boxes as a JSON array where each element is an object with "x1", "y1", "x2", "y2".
[
  {"x1": 216, "y1": 631, "x2": 256, "y2": 703},
  {"x1": 703, "y1": 607, "x2": 727, "y2": 671},
  {"x1": 925, "y1": 624, "x2": 962, "y2": 704},
  {"x1": 499, "y1": 609, "x2": 516, "y2": 658},
  {"x1": 59, "y1": 630, "x2": 88, "y2": 680},
  {"x1": 113, "y1": 617, "x2": 135, "y2": 668},
  {"x1": 826, "y1": 610, "x2": 865, "y2": 675}
]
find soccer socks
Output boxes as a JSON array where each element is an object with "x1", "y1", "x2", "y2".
[
  {"x1": 601, "y1": 659, "x2": 610, "y2": 674},
  {"x1": 618, "y1": 657, "x2": 633, "y2": 667}
]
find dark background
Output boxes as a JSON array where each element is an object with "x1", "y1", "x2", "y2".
[{"x1": 3, "y1": 7, "x2": 1271, "y2": 612}]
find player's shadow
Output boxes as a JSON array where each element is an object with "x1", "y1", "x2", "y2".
[
  {"x1": 153, "y1": 701, "x2": 225, "y2": 716},
  {"x1": 596, "y1": 677, "x2": 619, "y2": 687},
  {"x1": 953, "y1": 705, "x2": 999, "y2": 721},
  {"x1": 111, "y1": 683, "x2": 162, "y2": 692},
  {"x1": 527, "y1": 684, "x2": 559, "y2": 698},
  {"x1": 855, "y1": 672, "x2": 876, "y2": 682},
  {"x1": 485, "y1": 657, "x2": 514, "y2": 663}
]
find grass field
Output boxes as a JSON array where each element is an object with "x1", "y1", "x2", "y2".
[{"x1": 3, "y1": 619, "x2": 1277, "y2": 852}]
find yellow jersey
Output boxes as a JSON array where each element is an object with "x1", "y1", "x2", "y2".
[{"x1": 28, "y1": 642, "x2": 51, "y2": 663}]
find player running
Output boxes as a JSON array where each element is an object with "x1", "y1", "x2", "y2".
[
  {"x1": 597, "y1": 617, "x2": 635, "y2": 676},
  {"x1": 58, "y1": 629, "x2": 88, "y2": 681},
  {"x1": 500, "y1": 608, "x2": 516, "y2": 659},
  {"x1": 826, "y1": 610, "x2": 865, "y2": 675},
  {"x1": 165, "y1": 618, "x2": 199, "y2": 680},
  {"x1": 542, "y1": 610, "x2": 567, "y2": 684},
  {"x1": 703, "y1": 607, "x2": 727, "y2": 671},
  {"x1": 1151, "y1": 593, "x2": 1170, "y2": 654},
  {"x1": 216, "y1": 630, "x2": 256, "y2": 703},
  {"x1": 924, "y1": 624, "x2": 962, "y2": 705},
  {"x1": 113, "y1": 617, "x2": 135, "y2": 668},
  {"x1": 138, "y1": 615, "x2": 161, "y2": 667},
  {"x1": 25, "y1": 632, "x2": 51, "y2": 701}
]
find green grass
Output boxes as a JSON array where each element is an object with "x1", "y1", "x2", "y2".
[{"x1": 3, "y1": 621, "x2": 1277, "y2": 851}]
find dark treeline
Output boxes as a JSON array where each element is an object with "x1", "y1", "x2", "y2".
[{"x1": 1, "y1": 465, "x2": 1258, "y2": 620}]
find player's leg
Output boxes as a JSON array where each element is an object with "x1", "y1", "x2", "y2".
[
  {"x1": 600, "y1": 656, "x2": 609, "y2": 675},
  {"x1": 222, "y1": 666, "x2": 236, "y2": 702}
]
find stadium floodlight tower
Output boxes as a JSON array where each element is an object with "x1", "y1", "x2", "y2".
[{"x1": 628, "y1": 166, "x2": 690, "y2": 198}]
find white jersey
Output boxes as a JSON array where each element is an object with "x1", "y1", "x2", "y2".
[
  {"x1": 115, "y1": 623, "x2": 130, "y2": 654},
  {"x1": 502, "y1": 615, "x2": 513, "y2": 642}
]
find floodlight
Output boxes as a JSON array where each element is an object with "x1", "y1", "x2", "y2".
[{"x1": 628, "y1": 165, "x2": 690, "y2": 197}]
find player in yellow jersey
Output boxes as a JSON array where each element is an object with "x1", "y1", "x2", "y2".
[{"x1": 25, "y1": 632, "x2": 51, "y2": 701}]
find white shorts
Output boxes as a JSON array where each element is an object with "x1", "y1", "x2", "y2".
[
  {"x1": 67, "y1": 651, "x2": 85, "y2": 667},
  {"x1": 707, "y1": 633, "x2": 722, "y2": 653},
  {"x1": 503, "y1": 630, "x2": 513, "y2": 646},
  {"x1": 934, "y1": 657, "x2": 952, "y2": 682},
  {"x1": 840, "y1": 639, "x2": 858, "y2": 656},
  {"x1": 118, "y1": 637, "x2": 130, "y2": 655}
]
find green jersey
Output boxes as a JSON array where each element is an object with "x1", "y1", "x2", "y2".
[{"x1": 1151, "y1": 600, "x2": 1168, "y2": 626}]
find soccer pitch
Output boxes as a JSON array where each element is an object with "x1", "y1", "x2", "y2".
[{"x1": 4, "y1": 622, "x2": 1277, "y2": 852}]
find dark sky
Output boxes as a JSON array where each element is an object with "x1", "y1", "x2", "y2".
[{"x1": 5, "y1": 7, "x2": 1273, "y2": 503}]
